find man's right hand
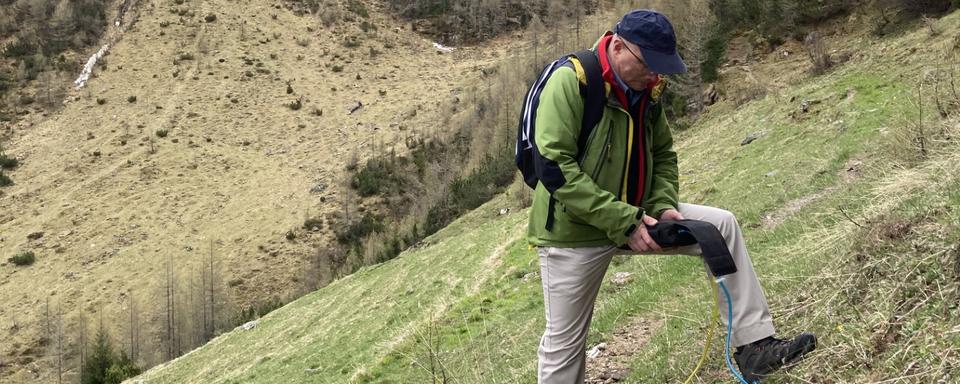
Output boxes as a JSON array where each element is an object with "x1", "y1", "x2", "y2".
[{"x1": 626, "y1": 214, "x2": 662, "y2": 252}]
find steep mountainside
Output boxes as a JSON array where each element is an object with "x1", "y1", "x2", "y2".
[
  {"x1": 0, "y1": 0, "x2": 509, "y2": 380},
  {"x1": 130, "y1": 8, "x2": 960, "y2": 384}
]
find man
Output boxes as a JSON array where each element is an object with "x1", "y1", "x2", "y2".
[{"x1": 523, "y1": 9, "x2": 817, "y2": 383}]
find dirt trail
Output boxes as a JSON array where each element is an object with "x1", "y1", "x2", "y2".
[{"x1": 585, "y1": 317, "x2": 664, "y2": 383}]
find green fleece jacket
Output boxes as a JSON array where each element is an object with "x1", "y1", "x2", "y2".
[{"x1": 526, "y1": 40, "x2": 679, "y2": 248}]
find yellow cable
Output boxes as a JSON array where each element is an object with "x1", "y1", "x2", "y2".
[{"x1": 683, "y1": 277, "x2": 721, "y2": 384}]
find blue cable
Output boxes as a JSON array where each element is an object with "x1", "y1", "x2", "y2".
[{"x1": 717, "y1": 278, "x2": 756, "y2": 384}]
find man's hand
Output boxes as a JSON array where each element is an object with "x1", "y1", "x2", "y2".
[
  {"x1": 626, "y1": 214, "x2": 662, "y2": 252},
  {"x1": 659, "y1": 209, "x2": 685, "y2": 222}
]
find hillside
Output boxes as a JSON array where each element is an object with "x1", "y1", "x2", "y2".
[
  {"x1": 129, "y1": 8, "x2": 960, "y2": 384},
  {"x1": 0, "y1": 0, "x2": 511, "y2": 380}
]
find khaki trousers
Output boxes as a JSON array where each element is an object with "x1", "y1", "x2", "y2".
[{"x1": 536, "y1": 203, "x2": 775, "y2": 384}]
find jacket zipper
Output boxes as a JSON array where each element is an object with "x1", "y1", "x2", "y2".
[{"x1": 590, "y1": 121, "x2": 612, "y2": 180}]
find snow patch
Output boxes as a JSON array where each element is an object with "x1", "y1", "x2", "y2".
[
  {"x1": 432, "y1": 42, "x2": 455, "y2": 53},
  {"x1": 74, "y1": 43, "x2": 110, "y2": 89}
]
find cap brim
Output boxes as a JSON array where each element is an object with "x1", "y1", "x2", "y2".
[{"x1": 639, "y1": 48, "x2": 687, "y2": 75}]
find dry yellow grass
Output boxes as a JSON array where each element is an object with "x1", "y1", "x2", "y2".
[{"x1": 0, "y1": 0, "x2": 513, "y2": 380}]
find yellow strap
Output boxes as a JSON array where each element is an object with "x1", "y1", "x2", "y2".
[
  {"x1": 683, "y1": 277, "x2": 721, "y2": 384},
  {"x1": 570, "y1": 57, "x2": 588, "y2": 86},
  {"x1": 620, "y1": 107, "x2": 634, "y2": 201}
]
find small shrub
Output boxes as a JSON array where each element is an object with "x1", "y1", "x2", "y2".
[
  {"x1": 127, "y1": 95, "x2": 137, "y2": 103},
  {"x1": 159, "y1": 20, "x2": 171, "y2": 28},
  {"x1": 331, "y1": 64, "x2": 344, "y2": 73},
  {"x1": 343, "y1": 36, "x2": 361, "y2": 48},
  {"x1": 346, "y1": 0, "x2": 369, "y2": 17},
  {"x1": 287, "y1": 96, "x2": 303, "y2": 111},
  {"x1": 285, "y1": 230, "x2": 297, "y2": 240},
  {"x1": 0, "y1": 153, "x2": 17, "y2": 169},
  {"x1": 303, "y1": 218, "x2": 323, "y2": 231},
  {"x1": 155, "y1": 129, "x2": 169, "y2": 138},
  {"x1": 9, "y1": 251, "x2": 35, "y2": 266},
  {"x1": 0, "y1": 171, "x2": 11, "y2": 187},
  {"x1": 360, "y1": 21, "x2": 377, "y2": 33},
  {"x1": 351, "y1": 158, "x2": 403, "y2": 197},
  {"x1": 2, "y1": 39, "x2": 35, "y2": 59},
  {"x1": 335, "y1": 213, "x2": 384, "y2": 245},
  {"x1": 177, "y1": 52, "x2": 195, "y2": 61},
  {"x1": 19, "y1": 95, "x2": 34, "y2": 105},
  {"x1": 204, "y1": 14, "x2": 217, "y2": 22}
]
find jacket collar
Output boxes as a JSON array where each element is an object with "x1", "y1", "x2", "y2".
[{"x1": 593, "y1": 33, "x2": 662, "y2": 109}]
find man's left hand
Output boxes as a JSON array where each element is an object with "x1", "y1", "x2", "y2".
[{"x1": 659, "y1": 209, "x2": 684, "y2": 221}]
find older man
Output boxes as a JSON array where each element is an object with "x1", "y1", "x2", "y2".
[{"x1": 521, "y1": 9, "x2": 817, "y2": 383}]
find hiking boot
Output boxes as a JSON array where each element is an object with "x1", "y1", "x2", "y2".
[{"x1": 734, "y1": 333, "x2": 817, "y2": 383}]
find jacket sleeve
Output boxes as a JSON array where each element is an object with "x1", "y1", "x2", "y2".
[
  {"x1": 644, "y1": 105, "x2": 680, "y2": 218},
  {"x1": 532, "y1": 67, "x2": 643, "y2": 245}
]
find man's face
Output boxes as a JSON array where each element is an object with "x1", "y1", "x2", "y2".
[{"x1": 610, "y1": 36, "x2": 658, "y2": 91}]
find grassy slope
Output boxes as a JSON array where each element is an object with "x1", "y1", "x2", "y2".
[{"x1": 133, "y1": 10, "x2": 960, "y2": 384}]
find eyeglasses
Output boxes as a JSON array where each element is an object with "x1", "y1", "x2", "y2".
[{"x1": 620, "y1": 39, "x2": 652, "y2": 73}]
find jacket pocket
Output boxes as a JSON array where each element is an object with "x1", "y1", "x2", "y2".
[{"x1": 578, "y1": 118, "x2": 611, "y2": 180}]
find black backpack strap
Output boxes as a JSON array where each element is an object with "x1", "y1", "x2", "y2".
[
  {"x1": 545, "y1": 197, "x2": 557, "y2": 231},
  {"x1": 545, "y1": 50, "x2": 604, "y2": 232},
  {"x1": 572, "y1": 49, "x2": 605, "y2": 160}
]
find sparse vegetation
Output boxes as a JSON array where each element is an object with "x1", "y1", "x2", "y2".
[
  {"x1": 335, "y1": 213, "x2": 384, "y2": 247},
  {"x1": 0, "y1": 0, "x2": 109, "y2": 114},
  {"x1": 155, "y1": 129, "x2": 169, "y2": 138},
  {"x1": 176, "y1": 52, "x2": 195, "y2": 62},
  {"x1": 350, "y1": 158, "x2": 404, "y2": 197},
  {"x1": 345, "y1": 0, "x2": 369, "y2": 18},
  {"x1": 343, "y1": 35, "x2": 361, "y2": 48},
  {"x1": 235, "y1": 297, "x2": 286, "y2": 324},
  {"x1": 81, "y1": 324, "x2": 142, "y2": 384},
  {"x1": 303, "y1": 218, "x2": 323, "y2": 231},
  {"x1": 360, "y1": 20, "x2": 377, "y2": 33},
  {"x1": 287, "y1": 96, "x2": 303, "y2": 111},
  {"x1": 0, "y1": 170, "x2": 11, "y2": 187},
  {"x1": 0, "y1": 152, "x2": 17, "y2": 169},
  {"x1": 8, "y1": 251, "x2": 35, "y2": 266}
]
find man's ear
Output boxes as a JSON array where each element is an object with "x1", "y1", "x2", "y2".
[{"x1": 610, "y1": 37, "x2": 622, "y2": 52}]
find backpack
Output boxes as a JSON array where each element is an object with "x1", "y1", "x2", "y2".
[
  {"x1": 514, "y1": 49, "x2": 605, "y2": 231},
  {"x1": 515, "y1": 49, "x2": 606, "y2": 191}
]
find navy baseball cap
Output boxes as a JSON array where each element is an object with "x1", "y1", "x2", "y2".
[{"x1": 614, "y1": 9, "x2": 687, "y2": 75}]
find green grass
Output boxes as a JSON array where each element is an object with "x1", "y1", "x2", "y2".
[
  {"x1": 139, "y1": 195, "x2": 529, "y2": 383},
  {"x1": 135, "y1": 10, "x2": 960, "y2": 384}
]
